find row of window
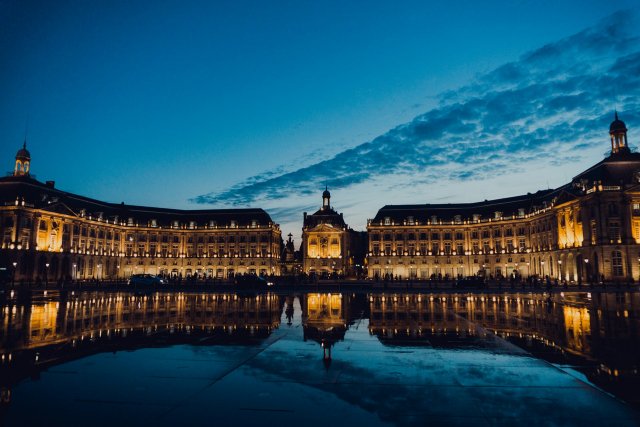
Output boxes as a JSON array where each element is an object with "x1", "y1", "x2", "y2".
[
  {"x1": 35, "y1": 223, "x2": 274, "y2": 243},
  {"x1": 372, "y1": 238, "x2": 528, "y2": 254},
  {"x1": 370, "y1": 227, "x2": 530, "y2": 242},
  {"x1": 371, "y1": 256, "x2": 527, "y2": 265},
  {"x1": 3, "y1": 215, "x2": 268, "y2": 229},
  {"x1": 76, "y1": 212, "x2": 264, "y2": 229},
  {"x1": 381, "y1": 210, "x2": 530, "y2": 226},
  {"x1": 379, "y1": 201, "x2": 638, "y2": 228}
]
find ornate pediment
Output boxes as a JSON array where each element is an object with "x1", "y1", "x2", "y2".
[
  {"x1": 306, "y1": 223, "x2": 341, "y2": 233},
  {"x1": 553, "y1": 190, "x2": 579, "y2": 207},
  {"x1": 40, "y1": 201, "x2": 78, "y2": 217}
]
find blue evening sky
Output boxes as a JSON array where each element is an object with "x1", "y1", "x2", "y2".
[{"x1": 1, "y1": 1, "x2": 639, "y2": 239}]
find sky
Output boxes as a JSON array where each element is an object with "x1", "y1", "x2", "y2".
[{"x1": 1, "y1": 0, "x2": 640, "y2": 241}]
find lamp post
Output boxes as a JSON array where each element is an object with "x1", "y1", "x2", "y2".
[
  {"x1": 584, "y1": 258, "x2": 589, "y2": 284},
  {"x1": 558, "y1": 260, "x2": 562, "y2": 281},
  {"x1": 45, "y1": 263, "x2": 50, "y2": 286},
  {"x1": 72, "y1": 263, "x2": 77, "y2": 282},
  {"x1": 12, "y1": 262, "x2": 17, "y2": 288}
]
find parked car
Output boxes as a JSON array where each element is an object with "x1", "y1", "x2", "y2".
[
  {"x1": 127, "y1": 274, "x2": 166, "y2": 286},
  {"x1": 233, "y1": 274, "x2": 274, "y2": 288}
]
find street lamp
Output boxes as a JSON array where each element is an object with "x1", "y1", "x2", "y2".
[
  {"x1": 12, "y1": 262, "x2": 17, "y2": 287},
  {"x1": 45, "y1": 263, "x2": 50, "y2": 286},
  {"x1": 584, "y1": 259, "x2": 589, "y2": 283},
  {"x1": 558, "y1": 259, "x2": 562, "y2": 279},
  {"x1": 72, "y1": 263, "x2": 77, "y2": 282}
]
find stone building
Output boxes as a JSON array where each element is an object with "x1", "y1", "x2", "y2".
[
  {"x1": 0, "y1": 146, "x2": 282, "y2": 282},
  {"x1": 301, "y1": 188, "x2": 351, "y2": 276},
  {"x1": 367, "y1": 114, "x2": 640, "y2": 283}
]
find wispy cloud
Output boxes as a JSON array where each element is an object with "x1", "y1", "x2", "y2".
[{"x1": 192, "y1": 11, "x2": 640, "y2": 229}]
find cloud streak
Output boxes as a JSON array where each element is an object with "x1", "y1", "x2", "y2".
[{"x1": 192, "y1": 11, "x2": 640, "y2": 229}]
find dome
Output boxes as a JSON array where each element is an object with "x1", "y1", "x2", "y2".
[
  {"x1": 610, "y1": 111, "x2": 627, "y2": 133},
  {"x1": 16, "y1": 142, "x2": 30, "y2": 159},
  {"x1": 322, "y1": 187, "x2": 330, "y2": 198}
]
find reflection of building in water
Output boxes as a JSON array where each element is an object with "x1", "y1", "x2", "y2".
[
  {"x1": 284, "y1": 296, "x2": 295, "y2": 325},
  {"x1": 0, "y1": 291, "x2": 284, "y2": 404},
  {"x1": 1, "y1": 292, "x2": 283, "y2": 357},
  {"x1": 562, "y1": 305, "x2": 591, "y2": 354},
  {"x1": 301, "y1": 293, "x2": 349, "y2": 359},
  {"x1": 368, "y1": 292, "x2": 640, "y2": 373}
]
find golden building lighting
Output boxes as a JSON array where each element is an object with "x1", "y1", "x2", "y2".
[
  {"x1": 301, "y1": 188, "x2": 351, "y2": 276},
  {"x1": 0, "y1": 145, "x2": 282, "y2": 282},
  {"x1": 366, "y1": 114, "x2": 640, "y2": 283}
]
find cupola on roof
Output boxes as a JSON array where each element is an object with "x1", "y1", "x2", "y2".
[
  {"x1": 16, "y1": 141, "x2": 30, "y2": 159},
  {"x1": 610, "y1": 111, "x2": 627, "y2": 133}
]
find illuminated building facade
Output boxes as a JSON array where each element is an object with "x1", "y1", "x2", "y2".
[
  {"x1": 301, "y1": 188, "x2": 351, "y2": 275},
  {"x1": 0, "y1": 147, "x2": 282, "y2": 282},
  {"x1": 367, "y1": 115, "x2": 640, "y2": 282}
]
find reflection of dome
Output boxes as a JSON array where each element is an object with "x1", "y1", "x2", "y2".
[
  {"x1": 610, "y1": 112, "x2": 627, "y2": 133},
  {"x1": 16, "y1": 142, "x2": 30, "y2": 159}
]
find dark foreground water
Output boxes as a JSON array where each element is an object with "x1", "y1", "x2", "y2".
[{"x1": 1, "y1": 289, "x2": 639, "y2": 426}]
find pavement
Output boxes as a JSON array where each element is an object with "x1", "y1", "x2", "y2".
[{"x1": 2, "y1": 296, "x2": 639, "y2": 426}]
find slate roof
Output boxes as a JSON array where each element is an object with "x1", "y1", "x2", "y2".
[
  {"x1": 0, "y1": 175, "x2": 274, "y2": 227},
  {"x1": 371, "y1": 187, "x2": 567, "y2": 224},
  {"x1": 571, "y1": 151, "x2": 640, "y2": 187},
  {"x1": 372, "y1": 149, "x2": 640, "y2": 224},
  {"x1": 303, "y1": 206, "x2": 347, "y2": 229}
]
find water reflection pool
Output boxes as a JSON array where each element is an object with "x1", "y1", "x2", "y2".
[{"x1": 1, "y1": 290, "x2": 639, "y2": 426}]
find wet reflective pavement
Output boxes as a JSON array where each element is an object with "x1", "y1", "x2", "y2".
[{"x1": 1, "y1": 290, "x2": 640, "y2": 426}]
